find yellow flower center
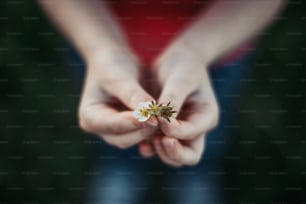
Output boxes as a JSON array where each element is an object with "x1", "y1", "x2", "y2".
[
  {"x1": 151, "y1": 104, "x2": 159, "y2": 112},
  {"x1": 140, "y1": 108, "x2": 149, "y2": 117}
]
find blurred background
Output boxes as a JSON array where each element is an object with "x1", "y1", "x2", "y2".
[{"x1": 1, "y1": 0, "x2": 306, "y2": 203}]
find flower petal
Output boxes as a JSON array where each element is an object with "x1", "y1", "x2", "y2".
[{"x1": 133, "y1": 101, "x2": 152, "y2": 122}]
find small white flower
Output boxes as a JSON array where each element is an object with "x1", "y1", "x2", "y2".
[{"x1": 133, "y1": 101, "x2": 152, "y2": 122}]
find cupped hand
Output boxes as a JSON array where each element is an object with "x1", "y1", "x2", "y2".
[
  {"x1": 139, "y1": 43, "x2": 219, "y2": 167},
  {"x1": 78, "y1": 48, "x2": 158, "y2": 149}
]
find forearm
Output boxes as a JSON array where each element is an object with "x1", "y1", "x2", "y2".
[
  {"x1": 175, "y1": 0, "x2": 287, "y2": 65},
  {"x1": 37, "y1": 0, "x2": 129, "y2": 62}
]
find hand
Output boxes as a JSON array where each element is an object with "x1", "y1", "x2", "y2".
[
  {"x1": 78, "y1": 48, "x2": 158, "y2": 149},
  {"x1": 139, "y1": 43, "x2": 219, "y2": 167}
]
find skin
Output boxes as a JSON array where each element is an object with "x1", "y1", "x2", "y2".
[
  {"x1": 140, "y1": 0, "x2": 287, "y2": 167},
  {"x1": 38, "y1": 0, "x2": 287, "y2": 167}
]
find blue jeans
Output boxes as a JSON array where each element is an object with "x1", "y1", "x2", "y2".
[{"x1": 66, "y1": 48, "x2": 255, "y2": 204}]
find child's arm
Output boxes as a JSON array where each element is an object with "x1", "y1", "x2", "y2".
[
  {"x1": 37, "y1": 0, "x2": 128, "y2": 61},
  {"x1": 174, "y1": 0, "x2": 287, "y2": 65},
  {"x1": 147, "y1": 0, "x2": 287, "y2": 167},
  {"x1": 38, "y1": 0, "x2": 158, "y2": 149}
]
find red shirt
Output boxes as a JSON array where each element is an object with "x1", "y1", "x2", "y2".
[{"x1": 109, "y1": 0, "x2": 253, "y2": 66}]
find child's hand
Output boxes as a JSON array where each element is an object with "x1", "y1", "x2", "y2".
[
  {"x1": 78, "y1": 49, "x2": 158, "y2": 149},
  {"x1": 141, "y1": 43, "x2": 219, "y2": 167}
]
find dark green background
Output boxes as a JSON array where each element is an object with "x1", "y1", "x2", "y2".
[{"x1": 1, "y1": 1, "x2": 306, "y2": 203}]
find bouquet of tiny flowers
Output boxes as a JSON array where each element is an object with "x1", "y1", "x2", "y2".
[{"x1": 133, "y1": 101, "x2": 176, "y2": 122}]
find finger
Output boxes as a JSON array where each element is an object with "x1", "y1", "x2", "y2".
[
  {"x1": 139, "y1": 141, "x2": 155, "y2": 158},
  {"x1": 79, "y1": 104, "x2": 148, "y2": 134},
  {"x1": 153, "y1": 136, "x2": 182, "y2": 167},
  {"x1": 159, "y1": 95, "x2": 219, "y2": 140},
  {"x1": 162, "y1": 136, "x2": 205, "y2": 166},
  {"x1": 79, "y1": 101, "x2": 160, "y2": 134},
  {"x1": 103, "y1": 78, "x2": 155, "y2": 110},
  {"x1": 101, "y1": 127, "x2": 157, "y2": 150},
  {"x1": 102, "y1": 79, "x2": 159, "y2": 127},
  {"x1": 158, "y1": 71, "x2": 199, "y2": 117}
]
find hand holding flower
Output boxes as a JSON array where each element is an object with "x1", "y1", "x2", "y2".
[
  {"x1": 78, "y1": 49, "x2": 158, "y2": 149},
  {"x1": 139, "y1": 42, "x2": 220, "y2": 167}
]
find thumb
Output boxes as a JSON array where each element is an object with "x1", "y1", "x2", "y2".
[
  {"x1": 158, "y1": 71, "x2": 198, "y2": 118},
  {"x1": 103, "y1": 78, "x2": 158, "y2": 126}
]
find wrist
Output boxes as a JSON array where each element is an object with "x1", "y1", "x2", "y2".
[
  {"x1": 172, "y1": 40, "x2": 211, "y2": 67},
  {"x1": 86, "y1": 46, "x2": 139, "y2": 69},
  {"x1": 156, "y1": 40, "x2": 209, "y2": 70}
]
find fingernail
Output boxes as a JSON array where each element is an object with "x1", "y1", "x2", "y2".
[
  {"x1": 166, "y1": 139, "x2": 174, "y2": 148},
  {"x1": 146, "y1": 118, "x2": 158, "y2": 127}
]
